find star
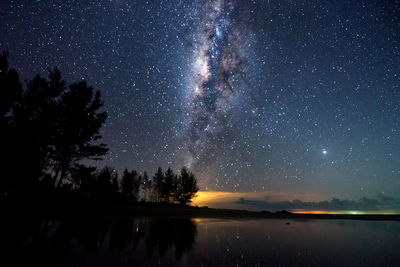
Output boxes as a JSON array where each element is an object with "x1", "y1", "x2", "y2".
[{"x1": 1, "y1": 0, "x2": 399, "y2": 197}]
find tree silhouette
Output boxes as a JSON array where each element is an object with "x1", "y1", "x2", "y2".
[
  {"x1": 0, "y1": 52, "x2": 108, "y2": 194},
  {"x1": 111, "y1": 172, "x2": 119, "y2": 196},
  {"x1": 121, "y1": 169, "x2": 141, "y2": 201},
  {"x1": 71, "y1": 164, "x2": 97, "y2": 196},
  {"x1": 132, "y1": 172, "x2": 142, "y2": 201},
  {"x1": 147, "y1": 167, "x2": 199, "y2": 204},
  {"x1": 52, "y1": 79, "x2": 108, "y2": 187},
  {"x1": 152, "y1": 167, "x2": 164, "y2": 202},
  {"x1": 141, "y1": 171, "x2": 151, "y2": 201},
  {"x1": 174, "y1": 167, "x2": 199, "y2": 205},
  {"x1": 163, "y1": 168, "x2": 176, "y2": 203},
  {"x1": 0, "y1": 52, "x2": 22, "y2": 194},
  {"x1": 121, "y1": 169, "x2": 134, "y2": 198},
  {"x1": 13, "y1": 71, "x2": 68, "y2": 187},
  {"x1": 95, "y1": 166, "x2": 118, "y2": 198},
  {"x1": 0, "y1": 52, "x2": 202, "y2": 206},
  {"x1": 0, "y1": 52, "x2": 22, "y2": 120}
]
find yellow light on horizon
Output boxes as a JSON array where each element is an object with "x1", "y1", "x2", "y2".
[
  {"x1": 192, "y1": 191, "x2": 234, "y2": 207},
  {"x1": 191, "y1": 191, "x2": 400, "y2": 215}
]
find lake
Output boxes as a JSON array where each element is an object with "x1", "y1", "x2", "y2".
[{"x1": 2, "y1": 217, "x2": 400, "y2": 266}]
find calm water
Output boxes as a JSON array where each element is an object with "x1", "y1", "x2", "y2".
[{"x1": 2, "y1": 217, "x2": 400, "y2": 266}]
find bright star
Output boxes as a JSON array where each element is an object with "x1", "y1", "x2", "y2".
[{"x1": 322, "y1": 149, "x2": 327, "y2": 155}]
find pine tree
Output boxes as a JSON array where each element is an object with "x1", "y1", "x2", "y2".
[
  {"x1": 174, "y1": 167, "x2": 199, "y2": 205},
  {"x1": 141, "y1": 171, "x2": 151, "y2": 201},
  {"x1": 152, "y1": 167, "x2": 164, "y2": 202},
  {"x1": 121, "y1": 168, "x2": 134, "y2": 197},
  {"x1": 95, "y1": 166, "x2": 117, "y2": 198},
  {"x1": 0, "y1": 52, "x2": 22, "y2": 194},
  {"x1": 163, "y1": 168, "x2": 176, "y2": 203},
  {"x1": 1, "y1": 56, "x2": 108, "y2": 192}
]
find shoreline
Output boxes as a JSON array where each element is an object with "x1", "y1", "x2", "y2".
[{"x1": 2, "y1": 199, "x2": 400, "y2": 221}]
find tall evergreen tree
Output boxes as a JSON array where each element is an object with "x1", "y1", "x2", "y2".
[
  {"x1": 0, "y1": 52, "x2": 22, "y2": 120},
  {"x1": 52, "y1": 78, "x2": 108, "y2": 187},
  {"x1": 111, "y1": 172, "x2": 120, "y2": 196},
  {"x1": 71, "y1": 164, "x2": 97, "y2": 196},
  {"x1": 132, "y1": 171, "x2": 142, "y2": 201},
  {"x1": 174, "y1": 167, "x2": 199, "y2": 205},
  {"x1": 152, "y1": 167, "x2": 164, "y2": 202},
  {"x1": 13, "y1": 71, "x2": 67, "y2": 186},
  {"x1": 121, "y1": 169, "x2": 141, "y2": 201},
  {"x1": 121, "y1": 168, "x2": 134, "y2": 197},
  {"x1": 95, "y1": 166, "x2": 117, "y2": 198},
  {"x1": 141, "y1": 171, "x2": 151, "y2": 201},
  {"x1": 163, "y1": 168, "x2": 176, "y2": 203},
  {"x1": 1, "y1": 58, "x2": 108, "y2": 192},
  {"x1": 0, "y1": 52, "x2": 22, "y2": 194}
]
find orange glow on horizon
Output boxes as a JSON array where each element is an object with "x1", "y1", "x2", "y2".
[
  {"x1": 294, "y1": 210, "x2": 328, "y2": 214},
  {"x1": 192, "y1": 191, "x2": 237, "y2": 207},
  {"x1": 294, "y1": 210, "x2": 398, "y2": 215},
  {"x1": 191, "y1": 191, "x2": 399, "y2": 215},
  {"x1": 192, "y1": 191, "x2": 324, "y2": 209}
]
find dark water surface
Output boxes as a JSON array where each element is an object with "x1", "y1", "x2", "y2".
[{"x1": 2, "y1": 217, "x2": 400, "y2": 266}]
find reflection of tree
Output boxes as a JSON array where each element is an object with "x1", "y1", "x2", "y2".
[
  {"x1": 1, "y1": 217, "x2": 197, "y2": 265},
  {"x1": 145, "y1": 218, "x2": 197, "y2": 259},
  {"x1": 109, "y1": 218, "x2": 147, "y2": 251},
  {"x1": 173, "y1": 219, "x2": 198, "y2": 259}
]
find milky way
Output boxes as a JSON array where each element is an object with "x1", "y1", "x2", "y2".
[
  {"x1": 186, "y1": 0, "x2": 249, "y2": 170},
  {"x1": 1, "y1": 0, "x2": 399, "y2": 200}
]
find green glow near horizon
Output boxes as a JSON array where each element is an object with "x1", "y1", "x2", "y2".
[{"x1": 293, "y1": 210, "x2": 399, "y2": 215}]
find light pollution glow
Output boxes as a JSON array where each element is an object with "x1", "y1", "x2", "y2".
[
  {"x1": 293, "y1": 210, "x2": 398, "y2": 215},
  {"x1": 192, "y1": 191, "x2": 321, "y2": 210},
  {"x1": 192, "y1": 191, "x2": 399, "y2": 214}
]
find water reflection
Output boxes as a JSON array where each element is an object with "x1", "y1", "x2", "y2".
[
  {"x1": 2, "y1": 218, "x2": 400, "y2": 266},
  {"x1": 1, "y1": 217, "x2": 197, "y2": 266}
]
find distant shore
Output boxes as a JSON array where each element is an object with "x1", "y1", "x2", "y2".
[
  {"x1": 2, "y1": 198, "x2": 400, "y2": 221},
  {"x1": 108, "y1": 203, "x2": 400, "y2": 221}
]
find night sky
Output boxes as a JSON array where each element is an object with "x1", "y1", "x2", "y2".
[{"x1": 1, "y1": 0, "x2": 399, "y2": 209}]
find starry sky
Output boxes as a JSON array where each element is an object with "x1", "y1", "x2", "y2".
[{"x1": 1, "y1": 0, "x2": 399, "y2": 207}]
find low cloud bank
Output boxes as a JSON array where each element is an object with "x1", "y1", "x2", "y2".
[{"x1": 236, "y1": 194, "x2": 400, "y2": 212}]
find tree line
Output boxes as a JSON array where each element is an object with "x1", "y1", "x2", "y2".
[
  {"x1": 0, "y1": 52, "x2": 198, "y2": 205},
  {"x1": 76, "y1": 166, "x2": 198, "y2": 204}
]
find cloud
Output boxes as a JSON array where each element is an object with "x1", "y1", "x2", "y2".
[{"x1": 235, "y1": 194, "x2": 400, "y2": 212}]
